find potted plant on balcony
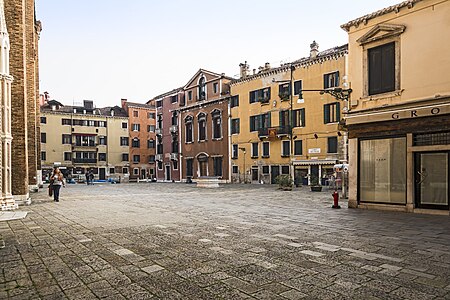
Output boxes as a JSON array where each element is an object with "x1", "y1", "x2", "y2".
[
  {"x1": 275, "y1": 175, "x2": 293, "y2": 191},
  {"x1": 310, "y1": 175, "x2": 322, "y2": 192}
]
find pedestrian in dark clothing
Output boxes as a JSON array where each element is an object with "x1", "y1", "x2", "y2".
[
  {"x1": 85, "y1": 172, "x2": 90, "y2": 185},
  {"x1": 89, "y1": 172, "x2": 94, "y2": 184}
]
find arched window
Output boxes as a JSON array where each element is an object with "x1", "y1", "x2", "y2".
[
  {"x1": 198, "y1": 77, "x2": 206, "y2": 100},
  {"x1": 198, "y1": 113, "x2": 207, "y2": 141},
  {"x1": 185, "y1": 116, "x2": 193, "y2": 143},
  {"x1": 132, "y1": 138, "x2": 140, "y2": 148},
  {"x1": 211, "y1": 109, "x2": 222, "y2": 139}
]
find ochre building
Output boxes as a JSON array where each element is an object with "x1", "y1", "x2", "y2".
[
  {"x1": 230, "y1": 43, "x2": 348, "y2": 186},
  {"x1": 343, "y1": 0, "x2": 450, "y2": 214}
]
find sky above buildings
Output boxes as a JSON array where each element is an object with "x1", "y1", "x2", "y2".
[{"x1": 35, "y1": 0, "x2": 401, "y2": 108}]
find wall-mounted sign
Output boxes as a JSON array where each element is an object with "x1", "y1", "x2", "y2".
[
  {"x1": 346, "y1": 102, "x2": 450, "y2": 125},
  {"x1": 308, "y1": 148, "x2": 321, "y2": 154}
]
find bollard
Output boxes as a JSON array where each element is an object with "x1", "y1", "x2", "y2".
[{"x1": 332, "y1": 190, "x2": 341, "y2": 209}]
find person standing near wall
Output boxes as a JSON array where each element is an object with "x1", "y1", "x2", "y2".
[{"x1": 50, "y1": 167, "x2": 65, "y2": 202}]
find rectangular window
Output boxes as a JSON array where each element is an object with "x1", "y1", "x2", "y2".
[
  {"x1": 230, "y1": 95, "x2": 239, "y2": 108},
  {"x1": 188, "y1": 91, "x2": 193, "y2": 101},
  {"x1": 98, "y1": 153, "x2": 107, "y2": 161},
  {"x1": 292, "y1": 108, "x2": 306, "y2": 127},
  {"x1": 149, "y1": 155, "x2": 155, "y2": 163},
  {"x1": 41, "y1": 151, "x2": 46, "y2": 161},
  {"x1": 324, "y1": 71, "x2": 340, "y2": 89},
  {"x1": 122, "y1": 153, "x2": 129, "y2": 161},
  {"x1": 368, "y1": 42, "x2": 395, "y2": 95},
  {"x1": 147, "y1": 139, "x2": 155, "y2": 148},
  {"x1": 213, "y1": 83, "x2": 219, "y2": 93},
  {"x1": 148, "y1": 112, "x2": 155, "y2": 119},
  {"x1": 156, "y1": 100, "x2": 162, "y2": 108},
  {"x1": 122, "y1": 167, "x2": 129, "y2": 174},
  {"x1": 279, "y1": 110, "x2": 290, "y2": 129},
  {"x1": 249, "y1": 87, "x2": 271, "y2": 104},
  {"x1": 122, "y1": 122, "x2": 128, "y2": 129},
  {"x1": 120, "y1": 137, "x2": 129, "y2": 146},
  {"x1": 282, "y1": 140, "x2": 290, "y2": 157},
  {"x1": 294, "y1": 140, "x2": 303, "y2": 156},
  {"x1": 61, "y1": 119, "x2": 71, "y2": 125},
  {"x1": 232, "y1": 165, "x2": 238, "y2": 174},
  {"x1": 132, "y1": 124, "x2": 140, "y2": 131},
  {"x1": 360, "y1": 137, "x2": 406, "y2": 204},
  {"x1": 41, "y1": 132, "x2": 46, "y2": 143},
  {"x1": 173, "y1": 160, "x2": 178, "y2": 170},
  {"x1": 327, "y1": 137, "x2": 338, "y2": 153},
  {"x1": 213, "y1": 157, "x2": 223, "y2": 176},
  {"x1": 251, "y1": 142, "x2": 258, "y2": 158},
  {"x1": 98, "y1": 136, "x2": 107, "y2": 145},
  {"x1": 171, "y1": 95, "x2": 178, "y2": 103},
  {"x1": 133, "y1": 168, "x2": 139, "y2": 175},
  {"x1": 324, "y1": 102, "x2": 340, "y2": 124},
  {"x1": 64, "y1": 152, "x2": 72, "y2": 161},
  {"x1": 133, "y1": 155, "x2": 140, "y2": 163},
  {"x1": 278, "y1": 83, "x2": 290, "y2": 100},
  {"x1": 186, "y1": 158, "x2": 193, "y2": 177},
  {"x1": 294, "y1": 80, "x2": 302, "y2": 95},
  {"x1": 281, "y1": 166, "x2": 290, "y2": 175},
  {"x1": 156, "y1": 143, "x2": 163, "y2": 155},
  {"x1": 62, "y1": 134, "x2": 71, "y2": 144},
  {"x1": 232, "y1": 144, "x2": 238, "y2": 159},
  {"x1": 231, "y1": 118, "x2": 240, "y2": 135},
  {"x1": 109, "y1": 167, "x2": 115, "y2": 174},
  {"x1": 133, "y1": 111, "x2": 139, "y2": 117},
  {"x1": 262, "y1": 142, "x2": 270, "y2": 157},
  {"x1": 262, "y1": 166, "x2": 270, "y2": 174},
  {"x1": 250, "y1": 113, "x2": 271, "y2": 132},
  {"x1": 40, "y1": 116, "x2": 47, "y2": 124}
]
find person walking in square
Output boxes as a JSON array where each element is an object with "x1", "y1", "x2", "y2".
[{"x1": 50, "y1": 167, "x2": 65, "y2": 202}]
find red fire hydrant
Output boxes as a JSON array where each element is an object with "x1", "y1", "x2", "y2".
[{"x1": 332, "y1": 190, "x2": 341, "y2": 209}]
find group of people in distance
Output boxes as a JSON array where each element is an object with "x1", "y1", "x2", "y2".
[{"x1": 85, "y1": 170, "x2": 95, "y2": 185}]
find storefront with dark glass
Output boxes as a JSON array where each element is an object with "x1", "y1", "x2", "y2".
[{"x1": 347, "y1": 101, "x2": 450, "y2": 214}]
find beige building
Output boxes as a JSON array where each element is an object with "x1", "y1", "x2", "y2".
[
  {"x1": 343, "y1": 0, "x2": 450, "y2": 214},
  {"x1": 40, "y1": 100, "x2": 130, "y2": 182},
  {"x1": 230, "y1": 42, "x2": 348, "y2": 186}
]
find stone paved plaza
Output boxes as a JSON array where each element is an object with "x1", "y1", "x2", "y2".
[{"x1": 1, "y1": 183, "x2": 450, "y2": 299}]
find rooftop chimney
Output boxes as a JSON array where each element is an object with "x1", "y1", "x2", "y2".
[
  {"x1": 264, "y1": 62, "x2": 271, "y2": 70},
  {"x1": 239, "y1": 61, "x2": 250, "y2": 78},
  {"x1": 83, "y1": 100, "x2": 94, "y2": 109},
  {"x1": 121, "y1": 98, "x2": 127, "y2": 109},
  {"x1": 310, "y1": 40, "x2": 319, "y2": 59}
]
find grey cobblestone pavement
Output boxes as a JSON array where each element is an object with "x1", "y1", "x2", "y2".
[{"x1": 1, "y1": 183, "x2": 450, "y2": 299}]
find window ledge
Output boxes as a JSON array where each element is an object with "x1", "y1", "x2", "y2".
[
  {"x1": 281, "y1": 155, "x2": 290, "y2": 157},
  {"x1": 361, "y1": 89, "x2": 403, "y2": 101},
  {"x1": 251, "y1": 156, "x2": 258, "y2": 159},
  {"x1": 212, "y1": 137, "x2": 223, "y2": 141},
  {"x1": 198, "y1": 140, "x2": 207, "y2": 143},
  {"x1": 262, "y1": 155, "x2": 270, "y2": 158},
  {"x1": 185, "y1": 141, "x2": 193, "y2": 144}
]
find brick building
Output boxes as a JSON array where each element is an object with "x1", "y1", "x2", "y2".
[
  {"x1": 3, "y1": 0, "x2": 41, "y2": 206},
  {"x1": 179, "y1": 69, "x2": 232, "y2": 182},
  {"x1": 121, "y1": 99, "x2": 156, "y2": 181},
  {"x1": 150, "y1": 88, "x2": 183, "y2": 182}
]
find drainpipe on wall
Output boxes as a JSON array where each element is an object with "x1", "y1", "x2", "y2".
[{"x1": 228, "y1": 96, "x2": 232, "y2": 183}]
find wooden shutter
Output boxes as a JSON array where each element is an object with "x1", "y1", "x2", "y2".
[
  {"x1": 334, "y1": 71, "x2": 340, "y2": 87},
  {"x1": 382, "y1": 43, "x2": 395, "y2": 92},
  {"x1": 324, "y1": 105, "x2": 330, "y2": 124},
  {"x1": 300, "y1": 109, "x2": 305, "y2": 127},
  {"x1": 336, "y1": 102, "x2": 340, "y2": 122}
]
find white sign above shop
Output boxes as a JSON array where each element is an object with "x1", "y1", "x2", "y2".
[{"x1": 308, "y1": 148, "x2": 321, "y2": 154}]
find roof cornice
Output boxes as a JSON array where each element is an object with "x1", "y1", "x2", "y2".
[
  {"x1": 341, "y1": 0, "x2": 421, "y2": 32},
  {"x1": 230, "y1": 45, "x2": 348, "y2": 86}
]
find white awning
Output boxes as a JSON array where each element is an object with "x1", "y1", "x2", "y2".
[{"x1": 293, "y1": 159, "x2": 337, "y2": 166}]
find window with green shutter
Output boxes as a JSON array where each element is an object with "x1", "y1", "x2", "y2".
[{"x1": 323, "y1": 103, "x2": 340, "y2": 124}]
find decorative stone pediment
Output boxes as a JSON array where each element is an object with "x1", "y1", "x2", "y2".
[{"x1": 357, "y1": 24, "x2": 406, "y2": 45}]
